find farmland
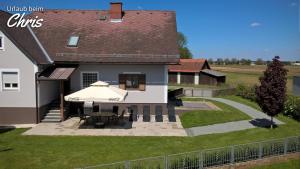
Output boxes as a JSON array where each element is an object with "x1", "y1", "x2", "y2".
[{"x1": 211, "y1": 65, "x2": 300, "y2": 93}]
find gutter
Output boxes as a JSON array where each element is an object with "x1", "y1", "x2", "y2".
[
  {"x1": 35, "y1": 71, "x2": 41, "y2": 124},
  {"x1": 26, "y1": 25, "x2": 53, "y2": 64}
]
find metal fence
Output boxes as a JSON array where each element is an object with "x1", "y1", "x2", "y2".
[{"x1": 78, "y1": 136, "x2": 300, "y2": 169}]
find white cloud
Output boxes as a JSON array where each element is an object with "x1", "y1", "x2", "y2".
[
  {"x1": 137, "y1": 6, "x2": 143, "y2": 10},
  {"x1": 250, "y1": 22, "x2": 261, "y2": 27},
  {"x1": 290, "y1": 2, "x2": 297, "y2": 6}
]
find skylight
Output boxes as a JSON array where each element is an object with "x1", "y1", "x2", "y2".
[{"x1": 67, "y1": 36, "x2": 79, "y2": 47}]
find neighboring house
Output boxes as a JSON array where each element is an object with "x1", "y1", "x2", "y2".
[
  {"x1": 168, "y1": 59, "x2": 226, "y2": 85},
  {"x1": 0, "y1": 2, "x2": 179, "y2": 124}
]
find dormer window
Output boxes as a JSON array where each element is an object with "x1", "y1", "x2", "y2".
[
  {"x1": 0, "y1": 36, "x2": 4, "y2": 50},
  {"x1": 67, "y1": 36, "x2": 79, "y2": 47}
]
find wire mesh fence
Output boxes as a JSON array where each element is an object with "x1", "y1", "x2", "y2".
[{"x1": 77, "y1": 136, "x2": 300, "y2": 169}]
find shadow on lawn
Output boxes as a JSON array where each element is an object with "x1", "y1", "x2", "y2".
[
  {"x1": 249, "y1": 118, "x2": 278, "y2": 129},
  {"x1": 0, "y1": 126, "x2": 16, "y2": 134}
]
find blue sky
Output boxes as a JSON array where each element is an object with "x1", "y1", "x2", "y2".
[{"x1": 1, "y1": 0, "x2": 300, "y2": 61}]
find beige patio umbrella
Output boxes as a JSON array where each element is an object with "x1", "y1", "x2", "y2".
[{"x1": 64, "y1": 81, "x2": 127, "y2": 102}]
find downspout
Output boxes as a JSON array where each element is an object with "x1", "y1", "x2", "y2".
[{"x1": 35, "y1": 71, "x2": 40, "y2": 124}]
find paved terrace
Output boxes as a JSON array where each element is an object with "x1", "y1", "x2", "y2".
[
  {"x1": 23, "y1": 115, "x2": 187, "y2": 136},
  {"x1": 23, "y1": 98, "x2": 284, "y2": 137}
]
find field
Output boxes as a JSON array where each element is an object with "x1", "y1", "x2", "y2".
[{"x1": 211, "y1": 65, "x2": 300, "y2": 93}]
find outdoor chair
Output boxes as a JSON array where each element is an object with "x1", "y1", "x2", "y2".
[
  {"x1": 155, "y1": 105, "x2": 163, "y2": 122},
  {"x1": 78, "y1": 108, "x2": 87, "y2": 123},
  {"x1": 143, "y1": 105, "x2": 150, "y2": 122},
  {"x1": 112, "y1": 106, "x2": 119, "y2": 116},
  {"x1": 130, "y1": 105, "x2": 138, "y2": 121}
]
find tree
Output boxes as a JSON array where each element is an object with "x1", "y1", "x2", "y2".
[
  {"x1": 179, "y1": 47, "x2": 193, "y2": 59},
  {"x1": 177, "y1": 32, "x2": 193, "y2": 59},
  {"x1": 208, "y1": 58, "x2": 214, "y2": 65},
  {"x1": 216, "y1": 58, "x2": 224, "y2": 65},
  {"x1": 255, "y1": 56, "x2": 288, "y2": 129},
  {"x1": 256, "y1": 58, "x2": 264, "y2": 65},
  {"x1": 224, "y1": 58, "x2": 230, "y2": 65}
]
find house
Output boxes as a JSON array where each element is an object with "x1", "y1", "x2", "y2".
[
  {"x1": 0, "y1": 2, "x2": 179, "y2": 124},
  {"x1": 168, "y1": 59, "x2": 226, "y2": 85}
]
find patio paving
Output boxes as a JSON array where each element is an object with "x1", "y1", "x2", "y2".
[{"x1": 23, "y1": 115, "x2": 187, "y2": 136}]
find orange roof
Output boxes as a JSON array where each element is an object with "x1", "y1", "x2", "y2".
[{"x1": 168, "y1": 59, "x2": 210, "y2": 73}]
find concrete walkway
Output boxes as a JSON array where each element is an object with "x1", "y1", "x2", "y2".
[{"x1": 186, "y1": 98, "x2": 284, "y2": 136}]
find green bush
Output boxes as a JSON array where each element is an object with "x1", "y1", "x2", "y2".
[
  {"x1": 283, "y1": 96, "x2": 300, "y2": 121},
  {"x1": 235, "y1": 84, "x2": 256, "y2": 101}
]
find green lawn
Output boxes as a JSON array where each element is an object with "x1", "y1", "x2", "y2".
[
  {"x1": 0, "y1": 114, "x2": 299, "y2": 169},
  {"x1": 250, "y1": 159, "x2": 300, "y2": 169},
  {"x1": 179, "y1": 98, "x2": 251, "y2": 128}
]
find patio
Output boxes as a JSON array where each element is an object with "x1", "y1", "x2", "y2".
[{"x1": 23, "y1": 115, "x2": 187, "y2": 136}]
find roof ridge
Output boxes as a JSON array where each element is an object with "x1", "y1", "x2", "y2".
[{"x1": 32, "y1": 9, "x2": 175, "y2": 13}]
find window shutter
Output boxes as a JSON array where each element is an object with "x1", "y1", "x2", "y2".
[
  {"x1": 119, "y1": 74, "x2": 126, "y2": 90},
  {"x1": 138, "y1": 74, "x2": 146, "y2": 91}
]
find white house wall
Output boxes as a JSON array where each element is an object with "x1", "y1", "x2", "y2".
[
  {"x1": 70, "y1": 64, "x2": 168, "y2": 103},
  {"x1": 0, "y1": 31, "x2": 37, "y2": 107}
]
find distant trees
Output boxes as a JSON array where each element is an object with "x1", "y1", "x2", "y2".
[
  {"x1": 209, "y1": 58, "x2": 267, "y2": 65},
  {"x1": 255, "y1": 56, "x2": 288, "y2": 129},
  {"x1": 255, "y1": 58, "x2": 265, "y2": 65},
  {"x1": 177, "y1": 32, "x2": 193, "y2": 59}
]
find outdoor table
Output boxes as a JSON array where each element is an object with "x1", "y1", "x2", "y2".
[{"x1": 87, "y1": 112, "x2": 117, "y2": 124}]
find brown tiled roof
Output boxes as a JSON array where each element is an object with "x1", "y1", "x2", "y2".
[
  {"x1": 28, "y1": 10, "x2": 179, "y2": 64},
  {"x1": 201, "y1": 69, "x2": 225, "y2": 77},
  {"x1": 168, "y1": 59, "x2": 210, "y2": 73},
  {"x1": 0, "y1": 10, "x2": 51, "y2": 64},
  {"x1": 38, "y1": 66, "x2": 77, "y2": 80}
]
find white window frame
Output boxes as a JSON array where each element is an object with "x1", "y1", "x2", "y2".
[
  {"x1": 0, "y1": 69, "x2": 20, "y2": 92},
  {"x1": 67, "y1": 35, "x2": 79, "y2": 47},
  {"x1": 0, "y1": 35, "x2": 4, "y2": 50},
  {"x1": 80, "y1": 71, "x2": 99, "y2": 89}
]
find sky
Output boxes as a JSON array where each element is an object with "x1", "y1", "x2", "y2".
[{"x1": 1, "y1": 0, "x2": 300, "y2": 61}]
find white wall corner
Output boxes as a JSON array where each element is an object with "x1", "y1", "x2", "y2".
[
  {"x1": 194, "y1": 72, "x2": 199, "y2": 85},
  {"x1": 177, "y1": 72, "x2": 181, "y2": 84}
]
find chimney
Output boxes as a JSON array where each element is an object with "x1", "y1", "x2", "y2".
[{"x1": 110, "y1": 2, "x2": 123, "y2": 22}]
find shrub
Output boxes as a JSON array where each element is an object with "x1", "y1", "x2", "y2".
[
  {"x1": 283, "y1": 96, "x2": 300, "y2": 121},
  {"x1": 235, "y1": 84, "x2": 256, "y2": 101}
]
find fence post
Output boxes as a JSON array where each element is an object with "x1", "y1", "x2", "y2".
[
  {"x1": 125, "y1": 160, "x2": 130, "y2": 169},
  {"x1": 258, "y1": 142, "x2": 263, "y2": 159},
  {"x1": 230, "y1": 146, "x2": 235, "y2": 164},
  {"x1": 199, "y1": 151, "x2": 203, "y2": 169},
  {"x1": 164, "y1": 155, "x2": 168, "y2": 169},
  {"x1": 284, "y1": 139, "x2": 288, "y2": 155}
]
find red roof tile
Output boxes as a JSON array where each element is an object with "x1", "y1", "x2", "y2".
[
  {"x1": 28, "y1": 9, "x2": 179, "y2": 64},
  {"x1": 168, "y1": 59, "x2": 210, "y2": 73}
]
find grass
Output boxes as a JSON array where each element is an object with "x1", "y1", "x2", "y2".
[
  {"x1": 0, "y1": 114, "x2": 299, "y2": 169},
  {"x1": 179, "y1": 98, "x2": 251, "y2": 128},
  {"x1": 249, "y1": 159, "x2": 300, "y2": 169}
]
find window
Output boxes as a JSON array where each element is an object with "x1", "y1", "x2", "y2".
[
  {"x1": 2, "y1": 71, "x2": 19, "y2": 90},
  {"x1": 81, "y1": 72, "x2": 98, "y2": 88},
  {"x1": 119, "y1": 74, "x2": 145, "y2": 91},
  {"x1": 67, "y1": 35, "x2": 79, "y2": 47},
  {"x1": 0, "y1": 36, "x2": 3, "y2": 50}
]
